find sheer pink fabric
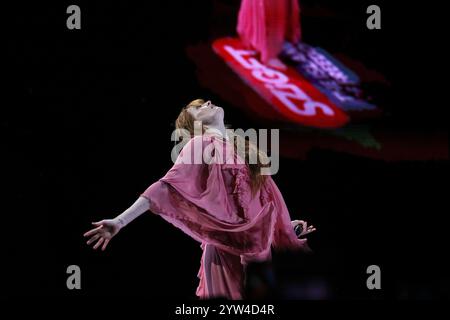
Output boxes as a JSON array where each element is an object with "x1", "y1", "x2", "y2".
[
  {"x1": 237, "y1": 0, "x2": 301, "y2": 63},
  {"x1": 141, "y1": 133, "x2": 307, "y2": 299}
]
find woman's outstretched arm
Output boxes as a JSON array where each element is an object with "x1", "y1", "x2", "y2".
[
  {"x1": 114, "y1": 196, "x2": 151, "y2": 228},
  {"x1": 83, "y1": 196, "x2": 151, "y2": 251}
]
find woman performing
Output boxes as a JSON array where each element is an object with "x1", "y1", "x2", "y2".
[
  {"x1": 237, "y1": 0, "x2": 302, "y2": 70},
  {"x1": 83, "y1": 99, "x2": 316, "y2": 300}
]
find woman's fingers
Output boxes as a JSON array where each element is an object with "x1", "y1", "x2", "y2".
[
  {"x1": 83, "y1": 225, "x2": 102, "y2": 237},
  {"x1": 293, "y1": 220, "x2": 318, "y2": 238},
  {"x1": 297, "y1": 222, "x2": 317, "y2": 237},
  {"x1": 101, "y1": 238, "x2": 110, "y2": 251},
  {"x1": 291, "y1": 220, "x2": 305, "y2": 227},
  {"x1": 93, "y1": 237, "x2": 104, "y2": 250},
  {"x1": 86, "y1": 234, "x2": 100, "y2": 245},
  {"x1": 304, "y1": 226, "x2": 317, "y2": 235},
  {"x1": 300, "y1": 221, "x2": 307, "y2": 231},
  {"x1": 83, "y1": 221, "x2": 114, "y2": 251}
]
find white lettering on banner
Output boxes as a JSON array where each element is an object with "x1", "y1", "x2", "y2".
[
  {"x1": 267, "y1": 83, "x2": 334, "y2": 116},
  {"x1": 224, "y1": 45, "x2": 335, "y2": 117}
]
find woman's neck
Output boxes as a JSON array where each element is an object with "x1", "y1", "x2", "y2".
[{"x1": 204, "y1": 124, "x2": 228, "y2": 140}]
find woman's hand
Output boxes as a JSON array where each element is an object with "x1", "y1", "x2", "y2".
[
  {"x1": 83, "y1": 219, "x2": 122, "y2": 251},
  {"x1": 291, "y1": 220, "x2": 316, "y2": 238},
  {"x1": 83, "y1": 197, "x2": 150, "y2": 251}
]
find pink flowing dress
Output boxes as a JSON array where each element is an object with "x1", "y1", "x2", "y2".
[
  {"x1": 141, "y1": 133, "x2": 307, "y2": 299},
  {"x1": 237, "y1": 0, "x2": 302, "y2": 63}
]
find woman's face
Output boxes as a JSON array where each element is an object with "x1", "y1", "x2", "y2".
[{"x1": 187, "y1": 100, "x2": 224, "y2": 125}]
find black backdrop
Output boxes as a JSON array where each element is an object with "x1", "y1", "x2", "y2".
[{"x1": 4, "y1": 0, "x2": 448, "y2": 300}]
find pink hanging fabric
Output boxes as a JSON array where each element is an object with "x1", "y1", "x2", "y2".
[
  {"x1": 237, "y1": 0, "x2": 302, "y2": 63},
  {"x1": 141, "y1": 133, "x2": 308, "y2": 299}
]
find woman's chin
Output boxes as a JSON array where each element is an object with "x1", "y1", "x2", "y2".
[{"x1": 217, "y1": 108, "x2": 224, "y2": 117}]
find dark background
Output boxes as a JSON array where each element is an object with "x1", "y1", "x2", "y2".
[{"x1": 4, "y1": 0, "x2": 448, "y2": 300}]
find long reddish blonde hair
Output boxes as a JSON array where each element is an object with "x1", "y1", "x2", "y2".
[{"x1": 175, "y1": 99, "x2": 269, "y2": 195}]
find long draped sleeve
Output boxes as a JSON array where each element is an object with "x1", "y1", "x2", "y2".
[{"x1": 141, "y1": 134, "x2": 307, "y2": 265}]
